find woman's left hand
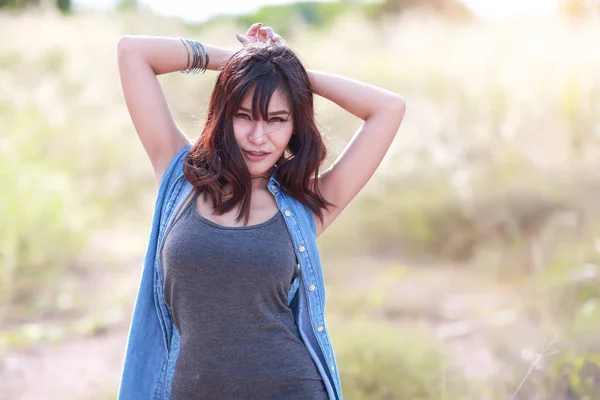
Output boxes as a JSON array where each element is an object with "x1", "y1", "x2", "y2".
[{"x1": 236, "y1": 23, "x2": 286, "y2": 46}]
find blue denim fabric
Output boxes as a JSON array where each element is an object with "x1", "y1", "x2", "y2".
[{"x1": 117, "y1": 145, "x2": 343, "y2": 400}]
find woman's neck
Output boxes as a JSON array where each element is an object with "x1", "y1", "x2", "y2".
[
  {"x1": 250, "y1": 166, "x2": 275, "y2": 190},
  {"x1": 250, "y1": 175, "x2": 269, "y2": 190}
]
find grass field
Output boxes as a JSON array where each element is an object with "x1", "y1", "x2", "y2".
[{"x1": 2, "y1": 8, "x2": 600, "y2": 399}]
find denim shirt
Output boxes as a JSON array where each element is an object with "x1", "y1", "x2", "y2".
[{"x1": 117, "y1": 144, "x2": 343, "y2": 400}]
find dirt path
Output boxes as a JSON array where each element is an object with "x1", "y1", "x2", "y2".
[
  {"x1": 0, "y1": 227, "x2": 143, "y2": 400},
  {"x1": 0, "y1": 323, "x2": 128, "y2": 400}
]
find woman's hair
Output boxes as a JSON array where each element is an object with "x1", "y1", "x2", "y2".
[{"x1": 183, "y1": 43, "x2": 332, "y2": 225}]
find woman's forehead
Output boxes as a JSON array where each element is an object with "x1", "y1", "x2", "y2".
[{"x1": 240, "y1": 87, "x2": 290, "y2": 110}]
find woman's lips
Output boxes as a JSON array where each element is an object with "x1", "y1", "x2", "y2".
[{"x1": 243, "y1": 150, "x2": 270, "y2": 162}]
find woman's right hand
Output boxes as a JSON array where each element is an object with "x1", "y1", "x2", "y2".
[{"x1": 236, "y1": 23, "x2": 286, "y2": 46}]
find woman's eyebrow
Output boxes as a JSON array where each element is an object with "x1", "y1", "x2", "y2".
[{"x1": 239, "y1": 106, "x2": 290, "y2": 116}]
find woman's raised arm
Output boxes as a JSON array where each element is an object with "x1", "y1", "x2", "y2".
[
  {"x1": 309, "y1": 70, "x2": 406, "y2": 236},
  {"x1": 116, "y1": 35, "x2": 234, "y2": 184}
]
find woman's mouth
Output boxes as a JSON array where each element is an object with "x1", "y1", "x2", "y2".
[{"x1": 243, "y1": 150, "x2": 270, "y2": 162}]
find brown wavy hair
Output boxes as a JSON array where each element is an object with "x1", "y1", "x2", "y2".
[{"x1": 183, "y1": 43, "x2": 332, "y2": 225}]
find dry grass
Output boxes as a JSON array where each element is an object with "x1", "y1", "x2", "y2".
[{"x1": 3, "y1": 9, "x2": 600, "y2": 399}]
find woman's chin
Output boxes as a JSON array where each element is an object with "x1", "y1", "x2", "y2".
[
  {"x1": 247, "y1": 164, "x2": 275, "y2": 180},
  {"x1": 249, "y1": 169, "x2": 270, "y2": 178}
]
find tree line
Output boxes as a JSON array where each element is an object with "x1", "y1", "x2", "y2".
[{"x1": 0, "y1": 0, "x2": 598, "y2": 20}]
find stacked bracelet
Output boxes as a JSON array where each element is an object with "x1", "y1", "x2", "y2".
[{"x1": 179, "y1": 38, "x2": 210, "y2": 75}]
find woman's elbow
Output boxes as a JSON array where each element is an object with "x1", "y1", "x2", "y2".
[
  {"x1": 364, "y1": 93, "x2": 406, "y2": 122},
  {"x1": 117, "y1": 35, "x2": 141, "y2": 57},
  {"x1": 392, "y1": 94, "x2": 406, "y2": 111},
  {"x1": 387, "y1": 94, "x2": 406, "y2": 122}
]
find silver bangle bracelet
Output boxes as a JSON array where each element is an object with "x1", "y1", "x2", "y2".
[{"x1": 179, "y1": 38, "x2": 207, "y2": 75}]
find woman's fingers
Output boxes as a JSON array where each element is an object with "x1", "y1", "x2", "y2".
[
  {"x1": 236, "y1": 33, "x2": 250, "y2": 45},
  {"x1": 237, "y1": 24, "x2": 285, "y2": 46},
  {"x1": 246, "y1": 23, "x2": 262, "y2": 37},
  {"x1": 259, "y1": 27, "x2": 285, "y2": 45},
  {"x1": 258, "y1": 26, "x2": 273, "y2": 41},
  {"x1": 270, "y1": 33, "x2": 285, "y2": 45},
  {"x1": 237, "y1": 23, "x2": 263, "y2": 46}
]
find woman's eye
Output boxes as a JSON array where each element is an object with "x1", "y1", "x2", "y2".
[
  {"x1": 269, "y1": 117, "x2": 286, "y2": 123},
  {"x1": 235, "y1": 113, "x2": 251, "y2": 120}
]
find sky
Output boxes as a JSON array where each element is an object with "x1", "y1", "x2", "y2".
[
  {"x1": 462, "y1": 0, "x2": 558, "y2": 19},
  {"x1": 74, "y1": 0, "x2": 560, "y2": 23},
  {"x1": 74, "y1": 0, "x2": 333, "y2": 22}
]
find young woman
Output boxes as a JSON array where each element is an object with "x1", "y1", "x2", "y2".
[{"x1": 116, "y1": 23, "x2": 405, "y2": 400}]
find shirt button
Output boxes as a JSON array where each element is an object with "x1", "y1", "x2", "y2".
[
  {"x1": 330, "y1": 365, "x2": 335, "y2": 372},
  {"x1": 298, "y1": 245, "x2": 305, "y2": 252},
  {"x1": 317, "y1": 325, "x2": 325, "y2": 332},
  {"x1": 284, "y1": 210, "x2": 292, "y2": 217},
  {"x1": 308, "y1": 284, "x2": 316, "y2": 291}
]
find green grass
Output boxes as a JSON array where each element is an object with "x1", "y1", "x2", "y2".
[{"x1": 3, "y1": 9, "x2": 600, "y2": 398}]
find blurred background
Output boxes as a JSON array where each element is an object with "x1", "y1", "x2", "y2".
[{"x1": 2, "y1": 0, "x2": 600, "y2": 398}]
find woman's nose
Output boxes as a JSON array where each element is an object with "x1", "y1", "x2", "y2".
[{"x1": 248, "y1": 121, "x2": 269, "y2": 143}]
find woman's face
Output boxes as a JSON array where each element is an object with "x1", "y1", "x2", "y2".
[{"x1": 233, "y1": 88, "x2": 294, "y2": 178}]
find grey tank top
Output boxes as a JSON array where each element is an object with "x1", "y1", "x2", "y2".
[{"x1": 160, "y1": 190, "x2": 327, "y2": 400}]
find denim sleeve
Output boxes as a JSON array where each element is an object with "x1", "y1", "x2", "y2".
[{"x1": 117, "y1": 143, "x2": 192, "y2": 400}]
